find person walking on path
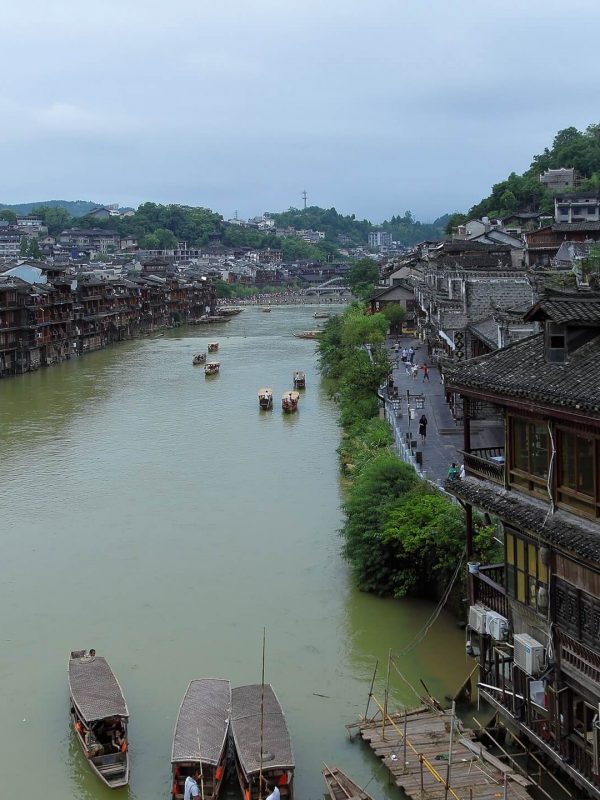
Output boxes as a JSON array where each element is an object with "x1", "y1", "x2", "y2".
[
  {"x1": 408, "y1": 346, "x2": 415, "y2": 364},
  {"x1": 422, "y1": 363, "x2": 430, "y2": 382},
  {"x1": 418, "y1": 413, "x2": 428, "y2": 443},
  {"x1": 401, "y1": 347, "x2": 408, "y2": 362}
]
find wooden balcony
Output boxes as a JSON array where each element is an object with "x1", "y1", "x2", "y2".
[
  {"x1": 472, "y1": 563, "x2": 508, "y2": 616},
  {"x1": 557, "y1": 628, "x2": 600, "y2": 684},
  {"x1": 460, "y1": 447, "x2": 505, "y2": 484}
]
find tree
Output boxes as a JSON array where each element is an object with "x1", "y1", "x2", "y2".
[
  {"x1": 347, "y1": 258, "x2": 380, "y2": 299},
  {"x1": 381, "y1": 303, "x2": 406, "y2": 334},
  {"x1": 32, "y1": 205, "x2": 71, "y2": 236},
  {"x1": 27, "y1": 238, "x2": 42, "y2": 259},
  {"x1": 154, "y1": 228, "x2": 178, "y2": 250},
  {"x1": 0, "y1": 209, "x2": 17, "y2": 224},
  {"x1": 444, "y1": 212, "x2": 467, "y2": 235},
  {"x1": 140, "y1": 233, "x2": 160, "y2": 250},
  {"x1": 19, "y1": 237, "x2": 28, "y2": 256}
]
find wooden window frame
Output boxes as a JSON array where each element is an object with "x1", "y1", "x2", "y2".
[
  {"x1": 508, "y1": 415, "x2": 550, "y2": 497},
  {"x1": 556, "y1": 427, "x2": 600, "y2": 519},
  {"x1": 505, "y1": 528, "x2": 547, "y2": 611}
]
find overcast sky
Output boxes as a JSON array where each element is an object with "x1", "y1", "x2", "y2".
[{"x1": 2, "y1": 0, "x2": 600, "y2": 222}]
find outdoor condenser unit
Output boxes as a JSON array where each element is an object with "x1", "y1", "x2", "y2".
[
  {"x1": 513, "y1": 633, "x2": 545, "y2": 676},
  {"x1": 468, "y1": 605, "x2": 487, "y2": 634},
  {"x1": 485, "y1": 610, "x2": 509, "y2": 641}
]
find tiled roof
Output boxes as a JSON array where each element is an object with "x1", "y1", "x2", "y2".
[
  {"x1": 445, "y1": 332, "x2": 600, "y2": 413},
  {"x1": 524, "y1": 296, "x2": 600, "y2": 325},
  {"x1": 446, "y1": 477, "x2": 600, "y2": 564},
  {"x1": 553, "y1": 222, "x2": 600, "y2": 233}
]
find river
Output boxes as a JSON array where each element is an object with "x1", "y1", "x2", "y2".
[{"x1": 0, "y1": 305, "x2": 472, "y2": 800}]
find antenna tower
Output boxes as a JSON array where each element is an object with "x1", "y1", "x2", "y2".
[{"x1": 302, "y1": 190, "x2": 307, "y2": 210}]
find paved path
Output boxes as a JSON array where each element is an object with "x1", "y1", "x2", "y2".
[{"x1": 384, "y1": 336, "x2": 464, "y2": 486}]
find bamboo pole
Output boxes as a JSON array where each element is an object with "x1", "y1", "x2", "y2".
[
  {"x1": 403, "y1": 708, "x2": 408, "y2": 770},
  {"x1": 364, "y1": 660, "x2": 378, "y2": 722},
  {"x1": 259, "y1": 628, "x2": 266, "y2": 800},
  {"x1": 382, "y1": 649, "x2": 391, "y2": 741},
  {"x1": 196, "y1": 728, "x2": 206, "y2": 800},
  {"x1": 444, "y1": 701, "x2": 455, "y2": 800}
]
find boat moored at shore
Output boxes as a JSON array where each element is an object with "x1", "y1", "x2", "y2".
[
  {"x1": 313, "y1": 312, "x2": 331, "y2": 319},
  {"x1": 231, "y1": 684, "x2": 294, "y2": 800},
  {"x1": 205, "y1": 362, "x2": 220, "y2": 375},
  {"x1": 293, "y1": 331, "x2": 321, "y2": 340},
  {"x1": 258, "y1": 388, "x2": 273, "y2": 410},
  {"x1": 68, "y1": 650, "x2": 130, "y2": 789},
  {"x1": 171, "y1": 679, "x2": 231, "y2": 800},
  {"x1": 282, "y1": 391, "x2": 299, "y2": 413}
]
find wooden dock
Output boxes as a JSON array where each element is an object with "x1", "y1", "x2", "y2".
[{"x1": 351, "y1": 706, "x2": 533, "y2": 800}]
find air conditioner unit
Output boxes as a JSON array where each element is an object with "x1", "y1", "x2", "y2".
[
  {"x1": 513, "y1": 633, "x2": 545, "y2": 676},
  {"x1": 469, "y1": 605, "x2": 487, "y2": 634},
  {"x1": 486, "y1": 610, "x2": 509, "y2": 641}
]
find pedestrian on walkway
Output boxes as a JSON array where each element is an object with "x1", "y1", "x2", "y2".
[
  {"x1": 419, "y1": 414, "x2": 428, "y2": 443},
  {"x1": 401, "y1": 347, "x2": 408, "y2": 362},
  {"x1": 411, "y1": 364, "x2": 419, "y2": 380},
  {"x1": 404, "y1": 360, "x2": 412, "y2": 376},
  {"x1": 408, "y1": 346, "x2": 415, "y2": 364},
  {"x1": 447, "y1": 462, "x2": 460, "y2": 481},
  {"x1": 422, "y1": 363, "x2": 430, "y2": 382}
]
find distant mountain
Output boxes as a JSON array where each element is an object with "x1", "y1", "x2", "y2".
[{"x1": 0, "y1": 200, "x2": 126, "y2": 217}]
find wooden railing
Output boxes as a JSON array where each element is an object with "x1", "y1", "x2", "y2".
[
  {"x1": 557, "y1": 628, "x2": 600, "y2": 684},
  {"x1": 473, "y1": 565, "x2": 508, "y2": 616},
  {"x1": 460, "y1": 448, "x2": 505, "y2": 484}
]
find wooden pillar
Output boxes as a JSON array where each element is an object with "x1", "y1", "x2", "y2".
[{"x1": 463, "y1": 395, "x2": 471, "y2": 453}]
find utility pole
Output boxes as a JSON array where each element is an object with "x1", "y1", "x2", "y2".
[{"x1": 302, "y1": 189, "x2": 307, "y2": 209}]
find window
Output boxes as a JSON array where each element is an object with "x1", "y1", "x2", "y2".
[
  {"x1": 557, "y1": 429, "x2": 600, "y2": 517},
  {"x1": 546, "y1": 323, "x2": 566, "y2": 363},
  {"x1": 505, "y1": 530, "x2": 548, "y2": 610},
  {"x1": 509, "y1": 417, "x2": 549, "y2": 495}
]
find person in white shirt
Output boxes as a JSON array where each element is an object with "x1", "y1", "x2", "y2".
[
  {"x1": 184, "y1": 769, "x2": 202, "y2": 800},
  {"x1": 265, "y1": 784, "x2": 280, "y2": 800}
]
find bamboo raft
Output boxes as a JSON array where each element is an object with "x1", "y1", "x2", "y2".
[{"x1": 351, "y1": 705, "x2": 533, "y2": 800}]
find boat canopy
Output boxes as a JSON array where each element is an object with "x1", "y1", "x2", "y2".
[
  {"x1": 172, "y1": 679, "x2": 231, "y2": 766},
  {"x1": 283, "y1": 391, "x2": 300, "y2": 401},
  {"x1": 231, "y1": 684, "x2": 294, "y2": 776},
  {"x1": 68, "y1": 653, "x2": 128, "y2": 723},
  {"x1": 258, "y1": 388, "x2": 273, "y2": 395}
]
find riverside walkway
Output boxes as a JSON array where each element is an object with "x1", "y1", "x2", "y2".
[{"x1": 383, "y1": 335, "x2": 499, "y2": 486}]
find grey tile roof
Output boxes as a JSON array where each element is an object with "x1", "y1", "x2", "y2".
[
  {"x1": 524, "y1": 296, "x2": 600, "y2": 325},
  {"x1": 445, "y1": 332, "x2": 600, "y2": 413},
  {"x1": 553, "y1": 222, "x2": 600, "y2": 233},
  {"x1": 231, "y1": 684, "x2": 294, "y2": 776},
  {"x1": 446, "y1": 477, "x2": 600, "y2": 564},
  {"x1": 171, "y1": 679, "x2": 231, "y2": 765},
  {"x1": 68, "y1": 654, "x2": 128, "y2": 722}
]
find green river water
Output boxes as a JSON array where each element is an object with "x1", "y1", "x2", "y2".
[{"x1": 0, "y1": 305, "x2": 472, "y2": 800}]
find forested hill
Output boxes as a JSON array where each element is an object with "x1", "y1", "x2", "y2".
[
  {"x1": 446, "y1": 123, "x2": 600, "y2": 232},
  {"x1": 270, "y1": 206, "x2": 447, "y2": 247},
  {"x1": 0, "y1": 200, "x2": 113, "y2": 217}
]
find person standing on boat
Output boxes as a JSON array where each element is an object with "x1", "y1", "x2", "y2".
[{"x1": 184, "y1": 769, "x2": 202, "y2": 800}]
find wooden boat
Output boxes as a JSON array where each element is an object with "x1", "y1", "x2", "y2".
[
  {"x1": 292, "y1": 371, "x2": 305, "y2": 390},
  {"x1": 261, "y1": 307, "x2": 272, "y2": 313},
  {"x1": 69, "y1": 650, "x2": 129, "y2": 789},
  {"x1": 258, "y1": 388, "x2": 273, "y2": 410},
  {"x1": 171, "y1": 679, "x2": 231, "y2": 800},
  {"x1": 293, "y1": 330, "x2": 321, "y2": 340},
  {"x1": 205, "y1": 362, "x2": 220, "y2": 375},
  {"x1": 282, "y1": 391, "x2": 299, "y2": 413},
  {"x1": 218, "y1": 307, "x2": 242, "y2": 316},
  {"x1": 208, "y1": 342, "x2": 219, "y2": 352},
  {"x1": 314, "y1": 312, "x2": 331, "y2": 319},
  {"x1": 322, "y1": 765, "x2": 374, "y2": 800},
  {"x1": 193, "y1": 353, "x2": 207, "y2": 365},
  {"x1": 231, "y1": 684, "x2": 294, "y2": 800}
]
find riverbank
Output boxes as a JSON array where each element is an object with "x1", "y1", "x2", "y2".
[{"x1": 318, "y1": 306, "x2": 498, "y2": 606}]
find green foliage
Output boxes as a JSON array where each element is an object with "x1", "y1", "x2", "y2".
[
  {"x1": 27, "y1": 238, "x2": 42, "y2": 258},
  {"x1": 19, "y1": 237, "x2": 28, "y2": 256},
  {"x1": 381, "y1": 303, "x2": 406, "y2": 325},
  {"x1": 317, "y1": 315, "x2": 345, "y2": 379},
  {"x1": 380, "y1": 210, "x2": 445, "y2": 247},
  {"x1": 463, "y1": 123, "x2": 600, "y2": 220},
  {"x1": 31, "y1": 205, "x2": 71, "y2": 236},
  {"x1": 342, "y1": 454, "x2": 418, "y2": 594},
  {"x1": 347, "y1": 258, "x2": 379, "y2": 299},
  {"x1": 340, "y1": 307, "x2": 388, "y2": 346},
  {"x1": 0, "y1": 209, "x2": 17, "y2": 223},
  {"x1": 338, "y1": 417, "x2": 393, "y2": 476}
]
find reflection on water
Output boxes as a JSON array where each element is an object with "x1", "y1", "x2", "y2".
[{"x1": 0, "y1": 306, "x2": 473, "y2": 800}]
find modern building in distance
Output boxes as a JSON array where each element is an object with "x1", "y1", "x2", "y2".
[
  {"x1": 368, "y1": 230, "x2": 392, "y2": 249},
  {"x1": 555, "y1": 191, "x2": 600, "y2": 224}
]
